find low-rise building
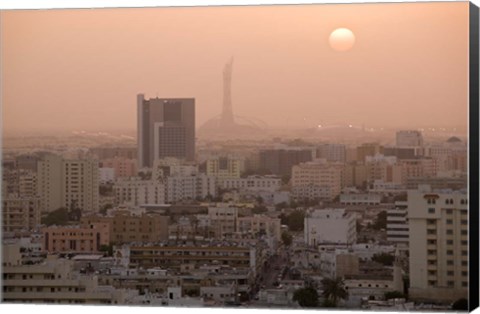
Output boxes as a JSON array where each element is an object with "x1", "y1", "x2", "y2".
[
  {"x1": 292, "y1": 161, "x2": 343, "y2": 201},
  {"x1": 113, "y1": 178, "x2": 165, "y2": 206},
  {"x1": 304, "y1": 208, "x2": 356, "y2": 246},
  {"x1": 42, "y1": 223, "x2": 110, "y2": 253},
  {"x1": 81, "y1": 211, "x2": 169, "y2": 244},
  {"x1": 221, "y1": 175, "x2": 282, "y2": 193},
  {"x1": 2, "y1": 244, "x2": 138, "y2": 304},
  {"x1": 340, "y1": 193, "x2": 382, "y2": 205}
]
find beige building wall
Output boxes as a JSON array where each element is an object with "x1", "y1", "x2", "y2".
[
  {"x1": 2, "y1": 196, "x2": 41, "y2": 233},
  {"x1": 37, "y1": 155, "x2": 100, "y2": 213},
  {"x1": 2, "y1": 255, "x2": 134, "y2": 304},
  {"x1": 82, "y1": 211, "x2": 169, "y2": 244},
  {"x1": 206, "y1": 156, "x2": 243, "y2": 181},
  {"x1": 408, "y1": 186, "x2": 468, "y2": 303},
  {"x1": 37, "y1": 154, "x2": 63, "y2": 213}
]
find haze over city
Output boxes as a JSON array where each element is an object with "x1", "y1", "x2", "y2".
[{"x1": 2, "y1": 2, "x2": 468, "y2": 135}]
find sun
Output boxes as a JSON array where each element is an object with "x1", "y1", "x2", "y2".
[{"x1": 329, "y1": 28, "x2": 356, "y2": 52}]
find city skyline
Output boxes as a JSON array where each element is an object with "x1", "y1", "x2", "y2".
[{"x1": 2, "y1": 2, "x2": 469, "y2": 134}]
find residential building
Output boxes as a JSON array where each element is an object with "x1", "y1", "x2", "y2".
[
  {"x1": 2, "y1": 196, "x2": 41, "y2": 233},
  {"x1": 128, "y1": 241, "x2": 260, "y2": 274},
  {"x1": 221, "y1": 175, "x2": 282, "y2": 192},
  {"x1": 81, "y1": 211, "x2": 169, "y2": 244},
  {"x1": 2, "y1": 244, "x2": 138, "y2": 304},
  {"x1": 291, "y1": 161, "x2": 343, "y2": 201},
  {"x1": 37, "y1": 154, "x2": 99, "y2": 213},
  {"x1": 101, "y1": 157, "x2": 137, "y2": 179},
  {"x1": 408, "y1": 185, "x2": 468, "y2": 303},
  {"x1": 113, "y1": 178, "x2": 165, "y2": 206},
  {"x1": 197, "y1": 206, "x2": 238, "y2": 237},
  {"x1": 304, "y1": 208, "x2": 356, "y2": 246},
  {"x1": 99, "y1": 168, "x2": 115, "y2": 183},
  {"x1": 386, "y1": 201, "x2": 409, "y2": 244},
  {"x1": 319, "y1": 248, "x2": 359, "y2": 279},
  {"x1": 206, "y1": 156, "x2": 244, "y2": 181},
  {"x1": 165, "y1": 174, "x2": 216, "y2": 203},
  {"x1": 237, "y1": 214, "x2": 281, "y2": 241},
  {"x1": 137, "y1": 95, "x2": 195, "y2": 168},
  {"x1": 340, "y1": 193, "x2": 382, "y2": 205},
  {"x1": 42, "y1": 223, "x2": 110, "y2": 253}
]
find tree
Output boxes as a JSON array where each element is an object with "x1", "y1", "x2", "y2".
[
  {"x1": 321, "y1": 277, "x2": 348, "y2": 307},
  {"x1": 372, "y1": 253, "x2": 395, "y2": 266},
  {"x1": 284, "y1": 210, "x2": 305, "y2": 232},
  {"x1": 99, "y1": 244, "x2": 114, "y2": 256},
  {"x1": 451, "y1": 298, "x2": 468, "y2": 311},
  {"x1": 372, "y1": 211, "x2": 387, "y2": 230},
  {"x1": 281, "y1": 232, "x2": 293, "y2": 246},
  {"x1": 293, "y1": 287, "x2": 319, "y2": 307},
  {"x1": 41, "y1": 207, "x2": 70, "y2": 226}
]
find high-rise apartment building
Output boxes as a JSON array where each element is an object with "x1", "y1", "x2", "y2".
[
  {"x1": 137, "y1": 94, "x2": 195, "y2": 168},
  {"x1": 37, "y1": 154, "x2": 99, "y2": 213},
  {"x1": 408, "y1": 185, "x2": 468, "y2": 303}
]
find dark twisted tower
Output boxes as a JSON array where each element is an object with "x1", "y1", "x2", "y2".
[{"x1": 221, "y1": 57, "x2": 235, "y2": 128}]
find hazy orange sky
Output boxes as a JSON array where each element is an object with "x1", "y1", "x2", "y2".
[{"x1": 1, "y1": 2, "x2": 469, "y2": 134}]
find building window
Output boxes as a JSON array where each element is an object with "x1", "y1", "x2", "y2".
[
  {"x1": 447, "y1": 240, "x2": 453, "y2": 245},
  {"x1": 446, "y1": 230, "x2": 453, "y2": 235},
  {"x1": 462, "y1": 271, "x2": 468, "y2": 277},
  {"x1": 447, "y1": 250, "x2": 454, "y2": 255},
  {"x1": 428, "y1": 208, "x2": 435, "y2": 214},
  {"x1": 446, "y1": 209, "x2": 453, "y2": 214},
  {"x1": 447, "y1": 281, "x2": 455, "y2": 287},
  {"x1": 447, "y1": 271, "x2": 454, "y2": 276},
  {"x1": 447, "y1": 260, "x2": 454, "y2": 266},
  {"x1": 446, "y1": 219, "x2": 453, "y2": 225},
  {"x1": 462, "y1": 282, "x2": 468, "y2": 287},
  {"x1": 428, "y1": 280, "x2": 437, "y2": 286}
]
